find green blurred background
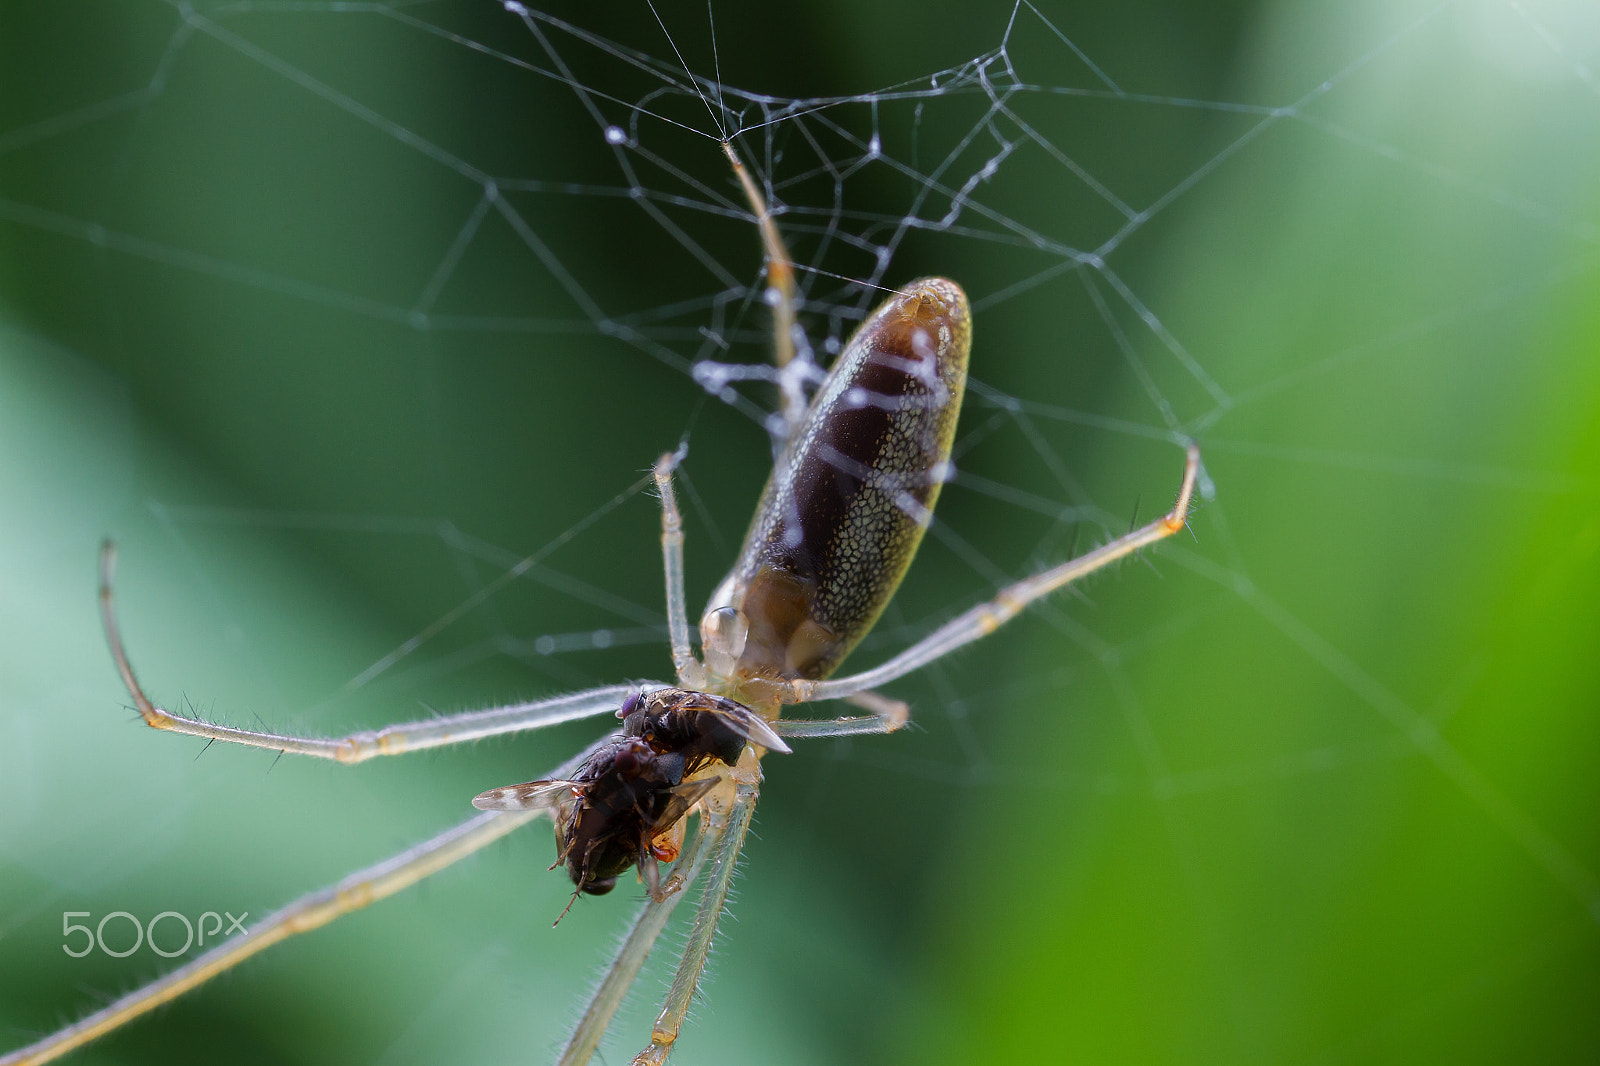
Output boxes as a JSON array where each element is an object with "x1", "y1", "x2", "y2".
[{"x1": 2, "y1": 1, "x2": 1597, "y2": 1064}]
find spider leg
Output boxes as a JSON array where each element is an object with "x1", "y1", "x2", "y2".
[
  {"x1": 1, "y1": 730, "x2": 619, "y2": 1066},
  {"x1": 845, "y1": 689, "x2": 909, "y2": 725},
  {"x1": 557, "y1": 809, "x2": 723, "y2": 1066},
  {"x1": 775, "y1": 689, "x2": 911, "y2": 739},
  {"x1": 100, "y1": 541, "x2": 648, "y2": 762},
  {"x1": 0, "y1": 808, "x2": 544, "y2": 1066},
  {"x1": 795, "y1": 443, "x2": 1203, "y2": 703},
  {"x1": 632, "y1": 771, "x2": 759, "y2": 1066},
  {"x1": 653, "y1": 451, "x2": 701, "y2": 688},
  {"x1": 722, "y1": 139, "x2": 807, "y2": 441}
]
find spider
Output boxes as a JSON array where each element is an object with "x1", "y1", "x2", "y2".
[{"x1": 0, "y1": 141, "x2": 1201, "y2": 1066}]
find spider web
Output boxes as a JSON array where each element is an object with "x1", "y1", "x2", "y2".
[{"x1": 1, "y1": 1, "x2": 1598, "y2": 1064}]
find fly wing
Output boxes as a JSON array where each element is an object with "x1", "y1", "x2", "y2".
[
  {"x1": 702, "y1": 698, "x2": 792, "y2": 755},
  {"x1": 650, "y1": 777, "x2": 718, "y2": 831},
  {"x1": 471, "y1": 779, "x2": 579, "y2": 811},
  {"x1": 638, "y1": 689, "x2": 793, "y2": 756}
]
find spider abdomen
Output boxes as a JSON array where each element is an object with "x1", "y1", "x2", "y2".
[{"x1": 707, "y1": 277, "x2": 971, "y2": 685}]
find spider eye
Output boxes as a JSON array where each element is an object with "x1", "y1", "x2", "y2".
[{"x1": 582, "y1": 877, "x2": 618, "y2": 896}]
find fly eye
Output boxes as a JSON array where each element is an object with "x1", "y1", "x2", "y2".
[
  {"x1": 581, "y1": 877, "x2": 618, "y2": 897},
  {"x1": 617, "y1": 690, "x2": 643, "y2": 720}
]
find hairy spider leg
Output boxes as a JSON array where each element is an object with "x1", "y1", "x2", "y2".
[
  {"x1": 561, "y1": 140, "x2": 810, "y2": 1066},
  {"x1": 552, "y1": 447, "x2": 758, "y2": 1066},
  {"x1": 0, "y1": 802, "x2": 581, "y2": 1066},
  {"x1": 655, "y1": 448, "x2": 700, "y2": 689},
  {"x1": 101, "y1": 541, "x2": 648, "y2": 761},
  {"x1": 633, "y1": 768, "x2": 759, "y2": 1066},
  {"x1": 791, "y1": 441, "x2": 1203, "y2": 709},
  {"x1": 773, "y1": 688, "x2": 914, "y2": 739},
  {"x1": 722, "y1": 139, "x2": 805, "y2": 436},
  {"x1": 556, "y1": 785, "x2": 725, "y2": 1065},
  {"x1": 0, "y1": 545, "x2": 684, "y2": 1066}
]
